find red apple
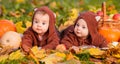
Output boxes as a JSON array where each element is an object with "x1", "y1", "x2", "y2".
[
  {"x1": 96, "y1": 11, "x2": 103, "y2": 16},
  {"x1": 112, "y1": 14, "x2": 120, "y2": 21},
  {"x1": 97, "y1": 11, "x2": 109, "y2": 20}
]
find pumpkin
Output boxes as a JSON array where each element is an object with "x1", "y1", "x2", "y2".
[
  {"x1": 0, "y1": 20, "x2": 16, "y2": 38},
  {"x1": 99, "y1": 26, "x2": 120, "y2": 43},
  {"x1": 0, "y1": 31, "x2": 21, "y2": 50}
]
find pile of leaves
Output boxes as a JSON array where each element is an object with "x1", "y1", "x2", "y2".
[{"x1": 1, "y1": 45, "x2": 120, "y2": 64}]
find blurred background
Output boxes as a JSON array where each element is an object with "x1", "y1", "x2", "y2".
[{"x1": 0, "y1": 0, "x2": 120, "y2": 32}]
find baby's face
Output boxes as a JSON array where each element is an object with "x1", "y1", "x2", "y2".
[
  {"x1": 74, "y1": 19, "x2": 89, "y2": 39},
  {"x1": 32, "y1": 12, "x2": 49, "y2": 36}
]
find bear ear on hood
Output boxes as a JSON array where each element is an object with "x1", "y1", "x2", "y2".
[
  {"x1": 33, "y1": 7, "x2": 56, "y2": 18},
  {"x1": 95, "y1": 16, "x2": 101, "y2": 21},
  {"x1": 34, "y1": 8, "x2": 38, "y2": 11},
  {"x1": 78, "y1": 13, "x2": 81, "y2": 16},
  {"x1": 53, "y1": 13, "x2": 56, "y2": 18}
]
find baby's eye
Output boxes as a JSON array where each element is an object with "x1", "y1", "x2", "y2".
[
  {"x1": 34, "y1": 21, "x2": 38, "y2": 23},
  {"x1": 82, "y1": 26, "x2": 86, "y2": 29},
  {"x1": 76, "y1": 23, "x2": 79, "y2": 27},
  {"x1": 42, "y1": 22, "x2": 46, "y2": 25}
]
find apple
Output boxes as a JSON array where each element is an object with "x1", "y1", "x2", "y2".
[
  {"x1": 96, "y1": 11, "x2": 103, "y2": 16},
  {"x1": 96, "y1": 11, "x2": 109, "y2": 20},
  {"x1": 112, "y1": 14, "x2": 120, "y2": 21}
]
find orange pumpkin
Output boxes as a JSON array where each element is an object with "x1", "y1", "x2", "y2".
[
  {"x1": 99, "y1": 26, "x2": 120, "y2": 43},
  {"x1": 0, "y1": 20, "x2": 16, "y2": 38}
]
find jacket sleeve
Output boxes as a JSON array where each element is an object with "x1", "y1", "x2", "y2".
[
  {"x1": 42, "y1": 32, "x2": 60, "y2": 50},
  {"x1": 21, "y1": 31, "x2": 33, "y2": 52},
  {"x1": 92, "y1": 34, "x2": 108, "y2": 48},
  {"x1": 60, "y1": 34, "x2": 74, "y2": 49}
]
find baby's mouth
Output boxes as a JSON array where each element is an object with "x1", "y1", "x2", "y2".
[
  {"x1": 76, "y1": 31, "x2": 81, "y2": 34},
  {"x1": 37, "y1": 28, "x2": 42, "y2": 31}
]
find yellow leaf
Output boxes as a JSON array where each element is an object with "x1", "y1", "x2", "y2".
[
  {"x1": 15, "y1": 21, "x2": 26, "y2": 33},
  {"x1": 112, "y1": 53, "x2": 120, "y2": 58},
  {"x1": 25, "y1": 21, "x2": 31, "y2": 28},
  {"x1": 31, "y1": 46, "x2": 46, "y2": 59},
  {"x1": 66, "y1": 52, "x2": 74, "y2": 60},
  {"x1": 9, "y1": 50, "x2": 24, "y2": 60},
  {"x1": 88, "y1": 48, "x2": 104, "y2": 56},
  {"x1": 55, "y1": 52, "x2": 66, "y2": 58},
  {"x1": 0, "y1": 55, "x2": 8, "y2": 62},
  {"x1": 16, "y1": 0, "x2": 25, "y2": 3}
]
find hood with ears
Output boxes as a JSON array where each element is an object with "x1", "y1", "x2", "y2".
[
  {"x1": 74, "y1": 11, "x2": 107, "y2": 47},
  {"x1": 32, "y1": 6, "x2": 56, "y2": 38}
]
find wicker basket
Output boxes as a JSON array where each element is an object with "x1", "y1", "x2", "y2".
[
  {"x1": 98, "y1": 2, "x2": 120, "y2": 43},
  {"x1": 98, "y1": 20, "x2": 120, "y2": 31},
  {"x1": 98, "y1": 2, "x2": 120, "y2": 30}
]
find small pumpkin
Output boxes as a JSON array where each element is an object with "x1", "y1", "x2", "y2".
[
  {"x1": 0, "y1": 20, "x2": 16, "y2": 38},
  {"x1": 0, "y1": 31, "x2": 21, "y2": 50},
  {"x1": 99, "y1": 26, "x2": 120, "y2": 43}
]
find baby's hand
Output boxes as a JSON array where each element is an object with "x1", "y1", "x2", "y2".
[
  {"x1": 56, "y1": 44, "x2": 66, "y2": 52},
  {"x1": 69, "y1": 46, "x2": 80, "y2": 54},
  {"x1": 21, "y1": 48, "x2": 30, "y2": 55}
]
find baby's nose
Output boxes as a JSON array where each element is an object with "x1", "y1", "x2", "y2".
[
  {"x1": 77, "y1": 27, "x2": 82, "y2": 31},
  {"x1": 37, "y1": 23, "x2": 42, "y2": 27}
]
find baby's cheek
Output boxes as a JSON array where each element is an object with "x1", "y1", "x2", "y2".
[
  {"x1": 85, "y1": 29, "x2": 89, "y2": 34},
  {"x1": 83, "y1": 31, "x2": 89, "y2": 36}
]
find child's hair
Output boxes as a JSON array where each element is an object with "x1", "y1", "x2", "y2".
[
  {"x1": 35, "y1": 10, "x2": 47, "y2": 15},
  {"x1": 32, "y1": 10, "x2": 48, "y2": 26}
]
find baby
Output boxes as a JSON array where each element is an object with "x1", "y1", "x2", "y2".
[
  {"x1": 60, "y1": 11, "x2": 107, "y2": 50},
  {"x1": 21, "y1": 6, "x2": 60, "y2": 53}
]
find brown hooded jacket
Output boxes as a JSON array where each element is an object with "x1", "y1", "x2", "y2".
[
  {"x1": 21, "y1": 6, "x2": 60, "y2": 52},
  {"x1": 60, "y1": 11, "x2": 107, "y2": 49}
]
